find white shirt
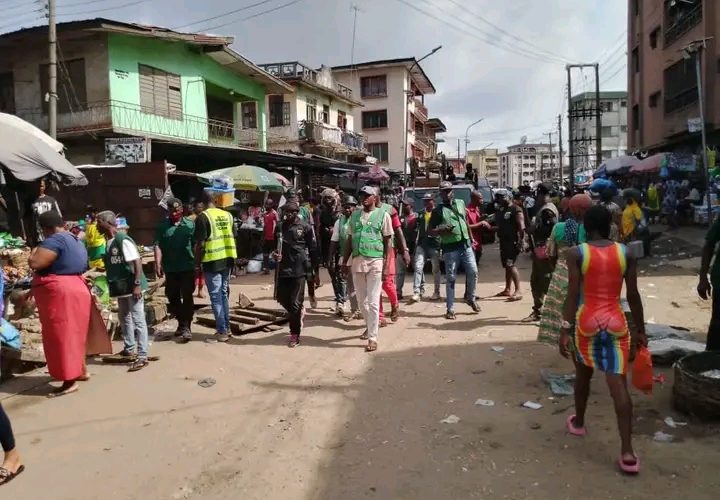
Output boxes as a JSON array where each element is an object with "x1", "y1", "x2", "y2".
[
  {"x1": 330, "y1": 219, "x2": 342, "y2": 243},
  {"x1": 344, "y1": 209, "x2": 393, "y2": 273}
]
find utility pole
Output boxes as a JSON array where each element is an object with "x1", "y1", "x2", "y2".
[
  {"x1": 557, "y1": 114, "x2": 564, "y2": 183},
  {"x1": 566, "y1": 63, "x2": 602, "y2": 191},
  {"x1": 457, "y1": 137, "x2": 461, "y2": 164},
  {"x1": 545, "y1": 131, "x2": 554, "y2": 182},
  {"x1": 566, "y1": 65, "x2": 574, "y2": 191},
  {"x1": 594, "y1": 63, "x2": 601, "y2": 171},
  {"x1": 48, "y1": 0, "x2": 57, "y2": 139},
  {"x1": 350, "y1": 4, "x2": 363, "y2": 69}
]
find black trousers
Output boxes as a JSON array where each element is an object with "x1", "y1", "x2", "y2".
[
  {"x1": 708, "y1": 288, "x2": 720, "y2": 351},
  {"x1": 530, "y1": 256, "x2": 555, "y2": 316},
  {"x1": 165, "y1": 271, "x2": 195, "y2": 329},
  {"x1": 277, "y1": 276, "x2": 306, "y2": 336},
  {"x1": 0, "y1": 403, "x2": 15, "y2": 452}
]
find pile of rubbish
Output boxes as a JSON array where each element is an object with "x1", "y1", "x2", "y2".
[{"x1": 647, "y1": 324, "x2": 706, "y2": 366}]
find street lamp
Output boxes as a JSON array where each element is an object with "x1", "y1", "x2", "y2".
[
  {"x1": 404, "y1": 45, "x2": 443, "y2": 185},
  {"x1": 464, "y1": 118, "x2": 484, "y2": 159}
]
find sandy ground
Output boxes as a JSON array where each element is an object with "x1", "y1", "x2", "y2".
[{"x1": 2, "y1": 230, "x2": 720, "y2": 500}]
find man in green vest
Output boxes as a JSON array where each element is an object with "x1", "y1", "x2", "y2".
[
  {"x1": 96, "y1": 210, "x2": 150, "y2": 372},
  {"x1": 154, "y1": 198, "x2": 196, "y2": 343},
  {"x1": 429, "y1": 181, "x2": 480, "y2": 319},
  {"x1": 328, "y1": 195, "x2": 360, "y2": 318},
  {"x1": 194, "y1": 190, "x2": 237, "y2": 343},
  {"x1": 341, "y1": 186, "x2": 393, "y2": 352}
]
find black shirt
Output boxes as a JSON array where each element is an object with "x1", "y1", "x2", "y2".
[
  {"x1": 194, "y1": 211, "x2": 237, "y2": 272},
  {"x1": 496, "y1": 204, "x2": 522, "y2": 245},
  {"x1": 277, "y1": 218, "x2": 318, "y2": 278}
]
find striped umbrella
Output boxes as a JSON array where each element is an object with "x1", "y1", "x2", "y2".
[{"x1": 198, "y1": 164, "x2": 284, "y2": 192}]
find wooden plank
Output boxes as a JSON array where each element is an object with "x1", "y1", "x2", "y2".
[
  {"x1": 195, "y1": 316, "x2": 244, "y2": 335},
  {"x1": 247, "y1": 306, "x2": 287, "y2": 317},
  {"x1": 228, "y1": 314, "x2": 259, "y2": 325},
  {"x1": 231, "y1": 308, "x2": 280, "y2": 322}
]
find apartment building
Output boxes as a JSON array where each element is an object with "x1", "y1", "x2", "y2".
[
  {"x1": 498, "y1": 143, "x2": 559, "y2": 188},
  {"x1": 466, "y1": 148, "x2": 499, "y2": 186},
  {"x1": 629, "y1": 0, "x2": 719, "y2": 153},
  {"x1": 333, "y1": 58, "x2": 437, "y2": 173},
  {"x1": 570, "y1": 91, "x2": 628, "y2": 174},
  {"x1": 256, "y1": 62, "x2": 366, "y2": 161}
]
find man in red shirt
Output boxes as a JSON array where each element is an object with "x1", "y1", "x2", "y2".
[
  {"x1": 262, "y1": 199, "x2": 278, "y2": 275},
  {"x1": 466, "y1": 190, "x2": 492, "y2": 267}
]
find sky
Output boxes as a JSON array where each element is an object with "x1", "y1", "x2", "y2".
[{"x1": 3, "y1": 0, "x2": 628, "y2": 155}]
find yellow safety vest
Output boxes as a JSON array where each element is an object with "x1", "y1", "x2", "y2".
[{"x1": 202, "y1": 207, "x2": 237, "y2": 263}]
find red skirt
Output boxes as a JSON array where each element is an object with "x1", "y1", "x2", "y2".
[{"x1": 33, "y1": 275, "x2": 92, "y2": 381}]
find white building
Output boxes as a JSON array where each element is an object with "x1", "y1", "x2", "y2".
[
  {"x1": 498, "y1": 143, "x2": 559, "y2": 188},
  {"x1": 569, "y1": 91, "x2": 628, "y2": 175},
  {"x1": 333, "y1": 58, "x2": 437, "y2": 172},
  {"x1": 466, "y1": 148, "x2": 499, "y2": 186}
]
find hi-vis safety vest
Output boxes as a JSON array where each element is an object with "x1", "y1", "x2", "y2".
[
  {"x1": 350, "y1": 208, "x2": 385, "y2": 258},
  {"x1": 202, "y1": 208, "x2": 237, "y2": 263},
  {"x1": 439, "y1": 199, "x2": 470, "y2": 246}
]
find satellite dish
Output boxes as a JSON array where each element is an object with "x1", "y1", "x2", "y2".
[{"x1": 520, "y1": 135, "x2": 527, "y2": 144}]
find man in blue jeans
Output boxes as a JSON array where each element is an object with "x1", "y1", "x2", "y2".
[
  {"x1": 409, "y1": 192, "x2": 442, "y2": 303},
  {"x1": 429, "y1": 181, "x2": 480, "y2": 319},
  {"x1": 194, "y1": 191, "x2": 237, "y2": 343}
]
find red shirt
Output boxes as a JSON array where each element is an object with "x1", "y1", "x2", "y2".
[
  {"x1": 263, "y1": 209, "x2": 278, "y2": 241},
  {"x1": 466, "y1": 204, "x2": 485, "y2": 250}
]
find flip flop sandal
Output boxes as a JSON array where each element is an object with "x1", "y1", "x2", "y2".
[
  {"x1": 618, "y1": 454, "x2": 640, "y2": 474},
  {"x1": 494, "y1": 291, "x2": 512, "y2": 297},
  {"x1": 0, "y1": 465, "x2": 25, "y2": 486},
  {"x1": 128, "y1": 359, "x2": 150, "y2": 372},
  {"x1": 566, "y1": 414, "x2": 587, "y2": 436},
  {"x1": 47, "y1": 384, "x2": 79, "y2": 399},
  {"x1": 506, "y1": 295, "x2": 523, "y2": 302},
  {"x1": 366, "y1": 341, "x2": 378, "y2": 352},
  {"x1": 360, "y1": 330, "x2": 369, "y2": 340}
]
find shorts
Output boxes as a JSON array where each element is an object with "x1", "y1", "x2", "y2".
[{"x1": 499, "y1": 243, "x2": 519, "y2": 268}]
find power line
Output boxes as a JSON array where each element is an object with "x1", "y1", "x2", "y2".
[
  {"x1": 596, "y1": 30, "x2": 626, "y2": 64},
  {"x1": 394, "y1": 0, "x2": 566, "y2": 65},
  {"x1": 0, "y1": 10, "x2": 44, "y2": 32},
  {"x1": 172, "y1": 0, "x2": 276, "y2": 30},
  {"x1": 57, "y1": 0, "x2": 148, "y2": 16},
  {"x1": 194, "y1": 0, "x2": 307, "y2": 33},
  {"x1": 59, "y1": 0, "x2": 120, "y2": 8},
  {"x1": 600, "y1": 64, "x2": 627, "y2": 87},
  {"x1": 445, "y1": 0, "x2": 576, "y2": 63},
  {"x1": 5, "y1": 0, "x2": 43, "y2": 14}
]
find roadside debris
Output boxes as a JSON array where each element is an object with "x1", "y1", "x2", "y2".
[
  {"x1": 198, "y1": 378, "x2": 216, "y2": 388},
  {"x1": 440, "y1": 414, "x2": 461, "y2": 424},
  {"x1": 490, "y1": 346, "x2": 505, "y2": 353},
  {"x1": 664, "y1": 417, "x2": 687, "y2": 429},
  {"x1": 541, "y1": 370, "x2": 575, "y2": 396},
  {"x1": 474, "y1": 399, "x2": 495, "y2": 407},
  {"x1": 653, "y1": 431, "x2": 674, "y2": 443},
  {"x1": 701, "y1": 369, "x2": 720, "y2": 379},
  {"x1": 522, "y1": 401, "x2": 543, "y2": 410}
]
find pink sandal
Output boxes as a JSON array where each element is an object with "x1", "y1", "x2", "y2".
[
  {"x1": 566, "y1": 414, "x2": 587, "y2": 436},
  {"x1": 618, "y1": 454, "x2": 640, "y2": 474}
]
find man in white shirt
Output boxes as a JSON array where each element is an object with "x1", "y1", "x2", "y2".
[{"x1": 341, "y1": 186, "x2": 393, "y2": 352}]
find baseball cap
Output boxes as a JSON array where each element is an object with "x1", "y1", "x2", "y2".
[
  {"x1": 167, "y1": 198, "x2": 183, "y2": 211},
  {"x1": 359, "y1": 185, "x2": 377, "y2": 196},
  {"x1": 439, "y1": 181, "x2": 453, "y2": 190},
  {"x1": 343, "y1": 195, "x2": 358, "y2": 206},
  {"x1": 422, "y1": 192, "x2": 435, "y2": 200}
]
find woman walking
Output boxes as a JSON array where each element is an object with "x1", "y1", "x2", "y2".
[
  {"x1": 560, "y1": 205, "x2": 647, "y2": 473},
  {"x1": 538, "y1": 194, "x2": 593, "y2": 344},
  {"x1": 28, "y1": 211, "x2": 92, "y2": 397}
]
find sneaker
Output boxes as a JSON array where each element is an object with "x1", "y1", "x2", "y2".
[
  {"x1": 128, "y1": 358, "x2": 149, "y2": 372},
  {"x1": 431, "y1": 292, "x2": 441, "y2": 301},
  {"x1": 118, "y1": 349, "x2": 137, "y2": 359},
  {"x1": 521, "y1": 312, "x2": 541, "y2": 323},
  {"x1": 352, "y1": 310, "x2": 362, "y2": 320},
  {"x1": 335, "y1": 304, "x2": 345, "y2": 317},
  {"x1": 445, "y1": 310, "x2": 456, "y2": 320},
  {"x1": 180, "y1": 329, "x2": 193, "y2": 343},
  {"x1": 206, "y1": 333, "x2": 230, "y2": 343},
  {"x1": 288, "y1": 334, "x2": 300, "y2": 348},
  {"x1": 466, "y1": 299, "x2": 481, "y2": 314},
  {"x1": 409, "y1": 294, "x2": 421, "y2": 303},
  {"x1": 309, "y1": 297, "x2": 318, "y2": 309}
]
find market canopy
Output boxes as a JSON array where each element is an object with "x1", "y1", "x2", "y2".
[
  {"x1": 630, "y1": 152, "x2": 697, "y2": 175},
  {"x1": 198, "y1": 164, "x2": 284, "y2": 192},
  {"x1": 596, "y1": 155, "x2": 640, "y2": 177},
  {"x1": 358, "y1": 165, "x2": 390, "y2": 181},
  {"x1": 0, "y1": 113, "x2": 87, "y2": 185}
]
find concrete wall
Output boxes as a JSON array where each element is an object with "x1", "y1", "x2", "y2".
[{"x1": 334, "y1": 65, "x2": 409, "y2": 171}]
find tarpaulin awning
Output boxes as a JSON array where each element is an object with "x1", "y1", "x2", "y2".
[
  {"x1": 631, "y1": 153, "x2": 664, "y2": 174},
  {"x1": 630, "y1": 152, "x2": 697, "y2": 175},
  {"x1": 598, "y1": 155, "x2": 640, "y2": 176}
]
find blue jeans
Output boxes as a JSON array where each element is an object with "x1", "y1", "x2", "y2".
[
  {"x1": 443, "y1": 243, "x2": 478, "y2": 312},
  {"x1": 412, "y1": 246, "x2": 441, "y2": 296},
  {"x1": 117, "y1": 296, "x2": 149, "y2": 358},
  {"x1": 205, "y1": 269, "x2": 231, "y2": 334}
]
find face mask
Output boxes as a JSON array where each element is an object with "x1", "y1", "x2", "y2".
[{"x1": 169, "y1": 211, "x2": 183, "y2": 223}]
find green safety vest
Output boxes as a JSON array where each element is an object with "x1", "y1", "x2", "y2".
[
  {"x1": 439, "y1": 199, "x2": 471, "y2": 246},
  {"x1": 351, "y1": 208, "x2": 386, "y2": 258},
  {"x1": 338, "y1": 214, "x2": 350, "y2": 253},
  {"x1": 104, "y1": 232, "x2": 148, "y2": 298},
  {"x1": 202, "y1": 208, "x2": 237, "y2": 263}
]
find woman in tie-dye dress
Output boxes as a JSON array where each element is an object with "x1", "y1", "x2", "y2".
[{"x1": 559, "y1": 205, "x2": 647, "y2": 474}]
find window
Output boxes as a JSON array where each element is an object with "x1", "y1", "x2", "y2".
[
  {"x1": 621, "y1": 125, "x2": 628, "y2": 133},
  {"x1": 368, "y1": 142, "x2": 389, "y2": 162},
  {"x1": 601, "y1": 126, "x2": 614, "y2": 137},
  {"x1": 632, "y1": 47, "x2": 639, "y2": 73},
  {"x1": 269, "y1": 95, "x2": 290, "y2": 127},
  {"x1": 601, "y1": 101, "x2": 615, "y2": 112},
  {"x1": 322, "y1": 104, "x2": 330, "y2": 124},
  {"x1": 306, "y1": 97, "x2": 317, "y2": 122},
  {"x1": 664, "y1": 58, "x2": 698, "y2": 113},
  {"x1": 337, "y1": 110, "x2": 347, "y2": 130},
  {"x1": 649, "y1": 27, "x2": 660, "y2": 49},
  {"x1": 241, "y1": 102, "x2": 257, "y2": 129},
  {"x1": 632, "y1": 105, "x2": 639, "y2": 130},
  {"x1": 602, "y1": 150, "x2": 614, "y2": 160},
  {"x1": 137, "y1": 64, "x2": 181, "y2": 119},
  {"x1": 41, "y1": 58, "x2": 87, "y2": 114},
  {"x1": 620, "y1": 100, "x2": 628, "y2": 107},
  {"x1": 0, "y1": 72, "x2": 14, "y2": 113},
  {"x1": 362, "y1": 110, "x2": 388, "y2": 129},
  {"x1": 360, "y1": 75, "x2": 387, "y2": 98},
  {"x1": 649, "y1": 90, "x2": 661, "y2": 108}
]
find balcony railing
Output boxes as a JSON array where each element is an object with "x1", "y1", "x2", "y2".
[
  {"x1": 259, "y1": 62, "x2": 354, "y2": 100},
  {"x1": 300, "y1": 120, "x2": 366, "y2": 152},
  {"x1": 15, "y1": 100, "x2": 268, "y2": 150},
  {"x1": 664, "y1": 1, "x2": 702, "y2": 47},
  {"x1": 413, "y1": 99, "x2": 428, "y2": 122}
]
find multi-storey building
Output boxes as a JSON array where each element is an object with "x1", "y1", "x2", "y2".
[
  {"x1": 569, "y1": 91, "x2": 628, "y2": 174},
  {"x1": 332, "y1": 58, "x2": 437, "y2": 173},
  {"x1": 498, "y1": 143, "x2": 559, "y2": 187},
  {"x1": 255, "y1": 62, "x2": 367, "y2": 162},
  {"x1": 466, "y1": 148, "x2": 499, "y2": 186},
  {"x1": 628, "y1": 0, "x2": 718, "y2": 153}
]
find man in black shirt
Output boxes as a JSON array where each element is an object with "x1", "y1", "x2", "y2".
[
  {"x1": 272, "y1": 201, "x2": 318, "y2": 348},
  {"x1": 494, "y1": 190, "x2": 525, "y2": 301}
]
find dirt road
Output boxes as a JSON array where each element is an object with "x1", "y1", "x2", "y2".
[{"x1": 2, "y1": 242, "x2": 719, "y2": 500}]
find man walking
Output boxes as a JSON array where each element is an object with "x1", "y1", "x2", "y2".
[
  {"x1": 97, "y1": 211, "x2": 150, "y2": 372},
  {"x1": 410, "y1": 192, "x2": 441, "y2": 303},
  {"x1": 494, "y1": 190, "x2": 525, "y2": 301},
  {"x1": 466, "y1": 190, "x2": 491, "y2": 267},
  {"x1": 328, "y1": 196, "x2": 360, "y2": 318},
  {"x1": 262, "y1": 198, "x2": 278, "y2": 275},
  {"x1": 285, "y1": 188, "x2": 318, "y2": 309},
  {"x1": 194, "y1": 191, "x2": 237, "y2": 343},
  {"x1": 429, "y1": 182, "x2": 480, "y2": 319},
  {"x1": 154, "y1": 198, "x2": 196, "y2": 342},
  {"x1": 523, "y1": 201, "x2": 558, "y2": 322},
  {"x1": 272, "y1": 201, "x2": 318, "y2": 348},
  {"x1": 375, "y1": 194, "x2": 411, "y2": 324},
  {"x1": 395, "y1": 199, "x2": 417, "y2": 300},
  {"x1": 342, "y1": 186, "x2": 393, "y2": 352}
]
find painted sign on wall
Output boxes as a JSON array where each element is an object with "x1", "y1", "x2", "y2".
[{"x1": 105, "y1": 137, "x2": 149, "y2": 163}]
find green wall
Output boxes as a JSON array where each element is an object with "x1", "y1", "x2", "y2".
[{"x1": 107, "y1": 33, "x2": 268, "y2": 150}]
